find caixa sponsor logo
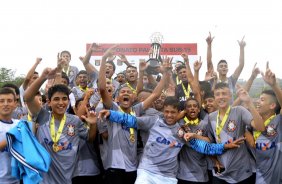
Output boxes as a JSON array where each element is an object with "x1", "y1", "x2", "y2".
[{"x1": 156, "y1": 137, "x2": 183, "y2": 148}]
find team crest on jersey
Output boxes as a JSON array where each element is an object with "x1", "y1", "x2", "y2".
[
  {"x1": 69, "y1": 70, "x2": 74, "y2": 76},
  {"x1": 195, "y1": 129, "x2": 203, "y2": 136},
  {"x1": 227, "y1": 120, "x2": 236, "y2": 132},
  {"x1": 67, "y1": 124, "x2": 75, "y2": 136},
  {"x1": 266, "y1": 125, "x2": 276, "y2": 137},
  {"x1": 177, "y1": 128, "x2": 185, "y2": 138}
]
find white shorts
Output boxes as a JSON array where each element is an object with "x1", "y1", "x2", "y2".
[{"x1": 135, "y1": 169, "x2": 177, "y2": 184}]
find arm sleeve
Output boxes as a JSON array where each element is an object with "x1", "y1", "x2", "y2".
[
  {"x1": 189, "y1": 138, "x2": 224, "y2": 155},
  {"x1": 108, "y1": 110, "x2": 137, "y2": 129}
]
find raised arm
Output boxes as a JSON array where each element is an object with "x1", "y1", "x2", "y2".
[
  {"x1": 142, "y1": 56, "x2": 173, "y2": 110},
  {"x1": 232, "y1": 63, "x2": 260, "y2": 106},
  {"x1": 206, "y1": 32, "x2": 214, "y2": 75},
  {"x1": 136, "y1": 59, "x2": 147, "y2": 94},
  {"x1": 81, "y1": 43, "x2": 100, "y2": 74},
  {"x1": 236, "y1": 85, "x2": 264, "y2": 131},
  {"x1": 117, "y1": 53, "x2": 132, "y2": 67},
  {"x1": 232, "y1": 36, "x2": 246, "y2": 80},
  {"x1": 98, "y1": 45, "x2": 117, "y2": 109},
  {"x1": 22, "y1": 58, "x2": 41, "y2": 90},
  {"x1": 262, "y1": 62, "x2": 282, "y2": 114},
  {"x1": 24, "y1": 68, "x2": 57, "y2": 115},
  {"x1": 192, "y1": 58, "x2": 203, "y2": 105}
]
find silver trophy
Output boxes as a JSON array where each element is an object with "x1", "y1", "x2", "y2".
[{"x1": 146, "y1": 32, "x2": 164, "y2": 75}]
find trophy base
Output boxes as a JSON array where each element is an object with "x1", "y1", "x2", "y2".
[{"x1": 146, "y1": 58, "x2": 161, "y2": 75}]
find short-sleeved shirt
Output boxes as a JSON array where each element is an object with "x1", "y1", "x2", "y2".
[
  {"x1": 100, "y1": 102, "x2": 144, "y2": 171},
  {"x1": 0, "y1": 119, "x2": 20, "y2": 184},
  {"x1": 177, "y1": 118, "x2": 209, "y2": 182},
  {"x1": 137, "y1": 116, "x2": 185, "y2": 178},
  {"x1": 73, "y1": 139, "x2": 100, "y2": 177},
  {"x1": 35, "y1": 108, "x2": 88, "y2": 184},
  {"x1": 255, "y1": 114, "x2": 282, "y2": 184},
  {"x1": 208, "y1": 106, "x2": 253, "y2": 183}
]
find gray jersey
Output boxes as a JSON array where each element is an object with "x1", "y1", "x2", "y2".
[
  {"x1": 0, "y1": 119, "x2": 20, "y2": 184},
  {"x1": 255, "y1": 114, "x2": 282, "y2": 184},
  {"x1": 208, "y1": 106, "x2": 253, "y2": 183},
  {"x1": 100, "y1": 102, "x2": 144, "y2": 171},
  {"x1": 177, "y1": 118, "x2": 209, "y2": 182},
  {"x1": 137, "y1": 116, "x2": 185, "y2": 178},
  {"x1": 71, "y1": 86, "x2": 86, "y2": 101},
  {"x1": 73, "y1": 139, "x2": 100, "y2": 177},
  {"x1": 35, "y1": 108, "x2": 88, "y2": 184},
  {"x1": 95, "y1": 102, "x2": 109, "y2": 170}
]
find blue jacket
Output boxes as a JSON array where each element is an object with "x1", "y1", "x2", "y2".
[{"x1": 6, "y1": 120, "x2": 51, "y2": 184}]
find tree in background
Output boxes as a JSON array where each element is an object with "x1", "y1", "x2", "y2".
[{"x1": 0, "y1": 67, "x2": 24, "y2": 88}]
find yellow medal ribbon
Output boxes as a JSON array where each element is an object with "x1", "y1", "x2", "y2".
[
  {"x1": 216, "y1": 106, "x2": 231, "y2": 143},
  {"x1": 63, "y1": 66, "x2": 70, "y2": 76},
  {"x1": 176, "y1": 76, "x2": 182, "y2": 85},
  {"x1": 50, "y1": 114, "x2": 66, "y2": 152},
  {"x1": 181, "y1": 83, "x2": 191, "y2": 98},
  {"x1": 27, "y1": 114, "x2": 32, "y2": 122},
  {"x1": 253, "y1": 115, "x2": 275, "y2": 142},
  {"x1": 184, "y1": 116, "x2": 200, "y2": 126},
  {"x1": 119, "y1": 107, "x2": 136, "y2": 143},
  {"x1": 79, "y1": 85, "x2": 89, "y2": 92},
  {"x1": 126, "y1": 82, "x2": 137, "y2": 94}
]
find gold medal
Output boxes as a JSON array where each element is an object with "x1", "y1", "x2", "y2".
[
  {"x1": 129, "y1": 134, "x2": 135, "y2": 143},
  {"x1": 52, "y1": 143, "x2": 59, "y2": 152}
]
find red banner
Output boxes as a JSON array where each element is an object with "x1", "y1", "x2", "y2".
[{"x1": 86, "y1": 43, "x2": 197, "y2": 56}]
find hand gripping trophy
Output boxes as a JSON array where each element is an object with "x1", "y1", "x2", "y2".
[{"x1": 146, "y1": 32, "x2": 164, "y2": 75}]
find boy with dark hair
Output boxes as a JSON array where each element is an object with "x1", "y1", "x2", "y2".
[
  {"x1": 252, "y1": 63, "x2": 282, "y2": 184},
  {"x1": 24, "y1": 68, "x2": 98, "y2": 184},
  {"x1": 0, "y1": 87, "x2": 20, "y2": 184},
  {"x1": 208, "y1": 82, "x2": 265, "y2": 183},
  {"x1": 60, "y1": 50, "x2": 79, "y2": 88}
]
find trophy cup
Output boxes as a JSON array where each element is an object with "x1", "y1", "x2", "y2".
[{"x1": 146, "y1": 32, "x2": 164, "y2": 75}]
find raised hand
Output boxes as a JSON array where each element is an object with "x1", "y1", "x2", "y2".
[
  {"x1": 103, "y1": 45, "x2": 118, "y2": 60},
  {"x1": 181, "y1": 53, "x2": 189, "y2": 62},
  {"x1": 90, "y1": 43, "x2": 100, "y2": 52},
  {"x1": 251, "y1": 62, "x2": 260, "y2": 78},
  {"x1": 36, "y1": 57, "x2": 42, "y2": 65},
  {"x1": 236, "y1": 84, "x2": 252, "y2": 104},
  {"x1": 117, "y1": 53, "x2": 128, "y2": 63},
  {"x1": 98, "y1": 109, "x2": 111, "y2": 120},
  {"x1": 139, "y1": 59, "x2": 148, "y2": 72},
  {"x1": 81, "y1": 108, "x2": 97, "y2": 125},
  {"x1": 194, "y1": 56, "x2": 202, "y2": 72},
  {"x1": 261, "y1": 61, "x2": 276, "y2": 87},
  {"x1": 206, "y1": 32, "x2": 214, "y2": 45},
  {"x1": 160, "y1": 56, "x2": 173, "y2": 73},
  {"x1": 237, "y1": 36, "x2": 246, "y2": 48}
]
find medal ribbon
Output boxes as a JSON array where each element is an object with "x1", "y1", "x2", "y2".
[
  {"x1": 126, "y1": 82, "x2": 137, "y2": 94},
  {"x1": 181, "y1": 83, "x2": 191, "y2": 97},
  {"x1": 176, "y1": 76, "x2": 182, "y2": 85},
  {"x1": 27, "y1": 114, "x2": 32, "y2": 122},
  {"x1": 184, "y1": 116, "x2": 199, "y2": 126},
  {"x1": 119, "y1": 107, "x2": 135, "y2": 141},
  {"x1": 216, "y1": 106, "x2": 231, "y2": 143},
  {"x1": 253, "y1": 115, "x2": 275, "y2": 142},
  {"x1": 50, "y1": 114, "x2": 66, "y2": 145},
  {"x1": 63, "y1": 66, "x2": 70, "y2": 76},
  {"x1": 79, "y1": 85, "x2": 89, "y2": 92}
]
